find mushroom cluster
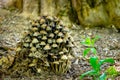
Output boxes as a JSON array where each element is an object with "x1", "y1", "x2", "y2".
[{"x1": 16, "y1": 16, "x2": 75, "y2": 74}]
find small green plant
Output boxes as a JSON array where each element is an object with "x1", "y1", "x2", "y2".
[
  {"x1": 81, "y1": 35, "x2": 100, "y2": 57},
  {"x1": 80, "y1": 36, "x2": 115, "y2": 80},
  {"x1": 105, "y1": 66, "x2": 119, "y2": 79}
]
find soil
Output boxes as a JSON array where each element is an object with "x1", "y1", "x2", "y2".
[{"x1": 0, "y1": 9, "x2": 120, "y2": 80}]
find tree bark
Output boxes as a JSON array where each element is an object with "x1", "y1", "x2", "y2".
[{"x1": 1, "y1": 0, "x2": 120, "y2": 28}]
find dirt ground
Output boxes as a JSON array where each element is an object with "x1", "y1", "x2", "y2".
[{"x1": 0, "y1": 9, "x2": 120, "y2": 80}]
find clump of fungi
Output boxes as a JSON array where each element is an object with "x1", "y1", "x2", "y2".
[{"x1": 9, "y1": 16, "x2": 75, "y2": 76}]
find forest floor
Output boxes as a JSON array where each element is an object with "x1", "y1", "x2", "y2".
[{"x1": 0, "y1": 9, "x2": 120, "y2": 80}]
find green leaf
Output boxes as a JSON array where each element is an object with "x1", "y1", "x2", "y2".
[
  {"x1": 81, "y1": 37, "x2": 92, "y2": 46},
  {"x1": 90, "y1": 56, "x2": 100, "y2": 71},
  {"x1": 99, "y1": 58, "x2": 115, "y2": 66},
  {"x1": 99, "y1": 73, "x2": 106, "y2": 80},
  {"x1": 90, "y1": 48, "x2": 97, "y2": 55},
  {"x1": 106, "y1": 66, "x2": 118, "y2": 75},
  {"x1": 83, "y1": 48, "x2": 91, "y2": 57},
  {"x1": 80, "y1": 70, "x2": 96, "y2": 79}
]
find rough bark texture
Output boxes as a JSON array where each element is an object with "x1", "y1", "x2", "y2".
[{"x1": 0, "y1": 0, "x2": 120, "y2": 28}]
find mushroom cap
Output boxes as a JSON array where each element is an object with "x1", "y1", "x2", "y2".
[
  {"x1": 36, "y1": 43, "x2": 40, "y2": 48},
  {"x1": 40, "y1": 41, "x2": 46, "y2": 46},
  {"x1": 53, "y1": 61, "x2": 59, "y2": 64},
  {"x1": 52, "y1": 44, "x2": 58, "y2": 48},
  {"x1": 32, "y1": 38, "x2": 39, "y2": 43},
  {"x1": 31, "y1": 27, "x2": 38, "y2": 32},
  {"x1": 46, "y1": 26, "x2": 51, "y2": 31},
  {"x1": 49, "y1": 33, "x2": 54, "y2": 38},
  {"x1": 42, "y1": 36, "x2": 47, "y2": 40},
  {"x1": 43, "y1": 44, "x2": 51, "y2": 50},
  {"x1": 47, "y1": 39, "x2": 52, "y2": 44},
  {"x1": 40, "y1": 30, "x2": 47, "y2": 34},
  {"x1": 23, "y1": 43, "x2": 29, "y2": 47},
  {"x1": 63, "y1": 48, "x2": 68, "y2": 53},
  {"x1": 33, "y1": 32, "x2": 40, "y2": 36},
  {"x1": 30, "y1": 47, "x2": 37, "y2": 52},
  {"x1": 41, "y1": 24, "x2": 47, "y2": 29},
  {"x1": 24, "y1": 37, "x2": 31, "y2": 42},
  {"x1": 56, "y1": 38, "x2": 63, "y2": 43},
  {"x1": 40, "y1": 18, "x2": 45, "y2": 24},
  {"x1": 54, "y1": 30, "x2": 59, "y2": 34},
  {"x1": 59, "y1": 51, "x2": 64, "y2": 55},
  {"x1": 58, "y1": 32, "x2": 63, "y2": 37},
  {"x1": 61, "y1": 55, "x2": 68, "y2": 60}
]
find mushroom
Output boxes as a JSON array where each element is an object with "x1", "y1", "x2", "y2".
[
  {"x1": 23, "y1": 43, "x2": 29, "y2": 47},
  {"x1": 49, "y1": 33, "x2": 54, "y2": 38},
  {"x1": 30, "y1": 47, "x2": 37, "y2": 52},
  {"x1": 31, "y1": 27, "x2": 38, "y2": 32},
  {"x1": 43, "y1": 44, "x2": 51, "y2": 50},
  {"x1": 56, "y1": 38, "x2": 63, "y2": 43},
  {"x1": 61, "y1": 55, "x2": 68, "y2": 60},
  {"x1": 42, "y1": 36, "x2": 47, "y2": 40},
  {"x1": 40, "y1": 41, "x2": 46, "y2": 46},
  {"x1": 40, "y1": 30, "x2": 47, "y2": 34},
  {"x1": 33, "y1": 32, "x2": 40, "y2": 36},
  {"x1": 40, "y1": 18, "x2": 45, "y2": 24},
  {"x1": 32, "y1": 38, "x2": 39, "y2": 43},
  {"x1": 41, "y1": 24, "x2": 47, "y2": 29},
  {"x1": 46, "y1": 26, "x2": 51, "y2": 31},
  {"x1": 58, "y1": 32, "x2": 63, "y2": 37},
  {"x1": 52, "y1": 44, "x2": 58, "y2": 48},
  {"x1": 47, "y1": 39, "x2": 52, "y2": 44}
]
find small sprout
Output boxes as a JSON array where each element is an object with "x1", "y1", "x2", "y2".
[{"x1": 32, "y1": 38, "x2": 39, "y2": 43}]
